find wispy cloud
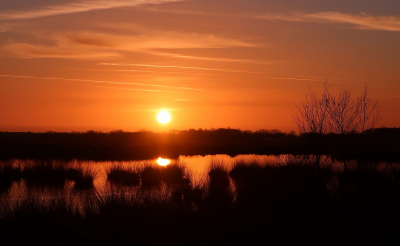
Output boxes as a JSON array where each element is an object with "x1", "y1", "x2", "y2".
[
  {"x1": 258, "y1": 12, "x2": 400, "y2": 32},
  {"x1": 271, "y1": 77, "x2": 360, "y2": 86},
  {"x1": 81, "y1": 85, "x2": 180, "y2": 93},
  {"x1": 271, "y1": 77, "x2": 325, "y2": 82},
  {"x1": 3, "y1": 43, "x2": 120, "y2": 59},
  {"x1": 0, "y1": 74, "x2": 203, "y2": 91},
  {"x1": 3, "y1": 30, "x2": 257, "y2": 59},
  {"x1": 0, "y1": 0, "x2": 183, "y2": 20},
  {"x1": 57, "y1": 31, "x2": 257, "y2": 49},
  {"x1": 143, "y1": 50, "x2": 279, "y2": 65},
  {"x1": 138, "y1": 5, "x2": 247, "y2": 18},
  {"x1": 98, "y1": 62, "x2": 257, "y2": 73}
]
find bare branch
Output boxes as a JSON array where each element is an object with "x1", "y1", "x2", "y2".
[
  {"x1": 294, "y1": 82, "x2": 382, "y2": 135},
  {"x1": 293, "y1": 80, "x2": 330, "y2": 134}
]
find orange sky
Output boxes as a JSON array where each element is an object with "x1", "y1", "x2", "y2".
[{"x1": 1, "y1": 0, "x2": 399, "y2": 132}]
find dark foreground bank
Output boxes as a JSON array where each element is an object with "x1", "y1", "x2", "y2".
[{"x1": 1, "y1": 161, "x2": 400, "y2": 245}]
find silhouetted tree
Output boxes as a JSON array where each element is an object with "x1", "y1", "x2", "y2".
[
  {"x1": 358, "y1": 84, "x2": 383, "y2": 133},
  {"x1": 295, "y1": 82, "x2": 382, "y2": 135},
  {"x1": 294, "y1": 82, "x2": 383, "y2": 169},
  {"x1": 294, "y1": 81, "x2": 330, "y2": 167},
  {"x1": 328, "y1": 85, "x2": 383, "y2": 134},
  {"x1": 294, "y1": 81, "x2": 330, "y2": 135},
  {"x1": 328, "y1": 88, "x2": 360, "y2": 134}
]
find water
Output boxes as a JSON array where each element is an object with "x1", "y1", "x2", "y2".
[{"x1": 0, "y1": 154, "x2": 398, "y2": 217}]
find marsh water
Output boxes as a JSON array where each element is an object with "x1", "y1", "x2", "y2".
[{"x1": 1, "y1": 154, "x2": 398, "y2": 217}]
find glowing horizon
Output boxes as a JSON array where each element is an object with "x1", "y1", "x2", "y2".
[{"x1": 1, "y1": 0, "x2": 399, "y2": 132}]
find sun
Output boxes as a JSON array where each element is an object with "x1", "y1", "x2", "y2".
[{"x1": 157, "y1": 110, "x2": 171, "y2": 124}]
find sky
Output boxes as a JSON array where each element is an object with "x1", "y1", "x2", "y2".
[{"x1": 0, "y1": 0, "x2": 399, "y2": 133}]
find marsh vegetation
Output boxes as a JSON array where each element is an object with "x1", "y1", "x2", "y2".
[{"x1": 1, "y1": 155, "x2": 400, "y2": 245}]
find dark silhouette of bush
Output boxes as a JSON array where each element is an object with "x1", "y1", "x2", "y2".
[
  {"x1": 203, "y1": 166, "x2": 233, "y2": 214},
  {"x1": 74, "y1": 172, "x2": 94, "y2": 190},
  {"x1": 139, "y1": 164, "x2": 189, "y2": 190},
  {"x1": 161, "y1": 164, "x2": 186, "y2": 186},
  {"x1": 0, "y1": 172, "x2": 13, "y2": 194},
  {"x1": 21, "y1": 163, "x2": 68, "y2": 188},
  {"x1": 65, "y1": 168, "x2": 81, "y2": 180},
  {"x1": 229, "y1": 162, "x2": 263, "y2": 188},
  {"x1": 12, "y1": 162, "x2": 95, "y2": 190},
  {"x1": 107, "y1": 167, "x2": 140, "y2": 187},
  {"x1": 0, "y1": 165, "x2": 22, "y2": 194},
  {"x1": 140, "y1": 166, "x2": 163, "y2": 188},
  {"x1": 208, "y1": 166, "x2": 230, "y2": 190}
]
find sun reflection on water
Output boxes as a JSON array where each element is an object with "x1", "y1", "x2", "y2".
[{"x1": 157, "y1": 157, "x2": 171, "y2": 166}]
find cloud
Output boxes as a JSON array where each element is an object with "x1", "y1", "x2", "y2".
[
  {"x1": 81, "y1": 85, "x2": 180, "y2": 93},
  {"x1": 3, "y1": 30, "x2": 257, "y2": 59},
  {"x1": 3, "y1": 42, "x2": 120, "y2": 59},
  {"x1": 258, "y1": 12, "x2": 400, "y2": 32},
  {"x1": 143, "y1": 51, "x2": 279, "y2": 65},
  {"x1": 0, "y1": 0, "x2": 183, "y2": 20},
  {"x1": 270, "y1": 77, "x2": 358, "y2": 86},
  {"x1": 271, "y1": 77, "x2": 325, "y2": 82},
  {"x1": 57, "y1": 31, "x2": 257, "y2": 49},
  {"x1": 98, "y1": 62, "x2": 256, "y2": 73}
]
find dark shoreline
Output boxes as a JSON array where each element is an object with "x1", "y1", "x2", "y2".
[{"x1": 1, "y1": 127, "x2": 400, "y2": 161}]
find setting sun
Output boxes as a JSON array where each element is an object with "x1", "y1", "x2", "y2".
[{"x1": 157, "y1": 111, "x2": 171, "y2": 124}]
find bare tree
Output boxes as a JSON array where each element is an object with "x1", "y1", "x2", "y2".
[
  {"x1": 328, "y1": 89, "x2": 360, "y2": 134},
  {"x1": 357, "y1": 85, "x2": 383, "y2": 133},
  {"x1": 294, "y1": 81, "x2": 330, "y2": 135},
  {"x1": 294, "y1": 82, "x2": 383, "y2": 171},
  {"x1": 294, "y1": 82, "x2": 383, "y2": 135}
]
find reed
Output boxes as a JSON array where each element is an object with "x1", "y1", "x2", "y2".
[{"x1": 107, "y1": 165, "x2": 140, "y2": 187}]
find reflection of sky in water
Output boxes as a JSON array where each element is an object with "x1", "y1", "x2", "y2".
[
  {"x1": 0, "y1": 154, "x2": 363, "y2": 191},
  {"x1": 157, "y1": 157, "x2": 171, "y2": 166},
  {"x1": 1, "y1": 155, "x2": 396, "y2": 217},
  {"x1": 178, "y1": 155, "x2": 281, "y2": 186},
  {"x1": 1, "y1": 155, "x2": 286, "y2": 202}
]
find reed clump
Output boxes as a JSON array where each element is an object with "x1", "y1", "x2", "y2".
[
  {"x1": 21, "y1": 163, "x2": 68, "y2": 188},
  {"x1": 140, "y1": 163, "x2": 189, "y2": 189},
  {"x1": 73, "y1": 169, "x2": 95, "y2": 190},
  {"x1": 0, "y1": 172, "x2": 13, "y2": 194},
  {"x1": 107, "y1": 165, "x2": 140, "y2": 187}
]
